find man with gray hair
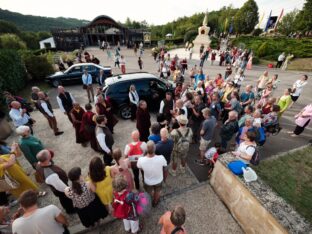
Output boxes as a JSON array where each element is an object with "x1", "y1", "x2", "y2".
[
  {"x1": 56, "y1": 86, "x2": 75, "y2": 123},
  {"x1": 36, "y1": 149, "x2": 75, "y2": 214},
  {"x1": 137, "y1": 140, "x2": 167, "y2": 207},
  {"x1": 156, "y1": 128, "x2": 174, "y2": 183},
  {"x1": 220, "y1": 110, "x2": 239, "y2": 150},
  {"x1": 16, "y1": 125, "x2": 44, "y2": 169}
]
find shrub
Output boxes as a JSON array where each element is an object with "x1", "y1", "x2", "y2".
[
  {"x1": 0, "y1": 50, "x2": 27, "y2": 105},
  {"x1": 184, "y1": 30, "x2": 197, "y2": 43},
  {"x1": 0, "y1": 34, "x2": 27, "y2": 50},
  {"x1": 20, "y1": 51, "x2": 54, "y2": 80},
  {"x1": 252, "y1": 56, "x2": 260, "y2": 64},
  {"x1": 252, "y1": 28, "x2": 263, "y2": 36}
]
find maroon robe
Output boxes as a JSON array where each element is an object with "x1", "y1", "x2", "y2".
[
  {"x1": 136, "y1": 107, "x2": 151, "y2": 142},
  {"x1": 96, "y1": 101, "x2": 118, "y2": 133},
  {"x1": 70, "y1": 107, "x2": 87, "y2": 144},
  {"x1": 80, "y1": 110, "x2": 98, "y2": 151}
]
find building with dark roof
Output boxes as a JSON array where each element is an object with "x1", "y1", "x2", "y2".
[{"x1": 51, "y1": 15, "x2": 146, "y2": 51}]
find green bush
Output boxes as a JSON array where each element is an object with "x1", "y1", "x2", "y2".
[
  {"x1": 0, "y1": 50, "x2": 27, "y2": 105},
  {"x1": 184, "y1": 30, "x2": 197, "y2": 43},
  {"x1": 252, "y1": 56, "x2": 260, "y2": 64},
  {"x1": 0, "y1": 34, "x2": 27, "y2": 50},
  {"x1": 231, "y1": 36, "x2": 312, "y2": 59},
  {"x1": 20, "y1": 51, "x2": 54, "y2": 80}
]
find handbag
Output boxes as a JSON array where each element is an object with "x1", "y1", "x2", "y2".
[
  {"x1": 82, "y1": 84, "x2": 87, "y2": 90},
  {"x1": 0, "y1": 171, "x2": 20, "y2": 192}
]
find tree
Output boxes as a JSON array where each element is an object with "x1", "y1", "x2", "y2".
[
  {"x1": 20, "y1": 32, "x2": 39, "y2": 50},
  {"x1": 0, "y1": 34, "x2": 26, "y2": 50},
  {"x1": 295, "y1": 0, "x2": 312, "y2": 32},
  {"x1": 0, "y1": 20, "x2": 20, "y2": 35},
  {"x1": 234, "y1": 0, "x2": 259, "y2": 34},
  {"x1": 278, "y1": 9, "x2": 299, "y2": 35}
]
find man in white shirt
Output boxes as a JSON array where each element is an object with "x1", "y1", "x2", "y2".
[
  {"x1": 12, "y1": 190, "x2": 68, "y2": 234},
  {"x1": 37, "y1": 92, "x2": 63, "y2": 136},
  {"x1": 56, "y1": 86, "x2": 75, "y2": 123},
  {"x1": 36, "y1": 150, "x2": 75, "y2": 214},
  {"x1": 137, "y1": 140, "x2": 167, "y2": 207},
  {"x1": 82, "y1": 69, "x2": 94, "y2": 103},
  {"x1": 276, "y1": 52, "x2": 285, "y2": 68},
  {"x1": 290, "y1": 74, "x2": 308, "y2": 106},
  {"x1": 124, "y1": 130, "x2": 147, "y2": 190},
  {"x1": 95, "y1": 115, "x2": 114, "y2": 166},
  {"x1": 9, "y1": 101, "x2": 34, "y2": 134}
]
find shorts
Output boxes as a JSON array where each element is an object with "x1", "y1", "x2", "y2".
[
  {"x1": 172, "y1": 150, "x2": 188, "y2": 164},
  {"x1": 144, "y1": 182, "x2": 162, "y2": 194},
  {"x1": 199, "y1": 138, "x2": 211, "y2": 151},
  {"x1": 291, "y1": 95, "x2": 299, "y2": 102}
]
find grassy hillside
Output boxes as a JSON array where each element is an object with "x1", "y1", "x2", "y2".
[
  {"x1": 231, "y1": 36, "x2": 312, "y2": 60},
  {"x1": 0, "y1": 8, "x2": 89, "y2": 31}
]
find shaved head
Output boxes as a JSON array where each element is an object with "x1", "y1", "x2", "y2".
[{"x1": 131, "y1": 130, "x2": 140, "y2": 142}]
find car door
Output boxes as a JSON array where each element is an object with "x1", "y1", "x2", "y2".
[
  {"x1": 64, "y1": 65, "x2": 82, "y2": 84},
  {"x1": 87, "y1": 65, "x2": 99, "y2": 83},
  {"x1": 133, "y1": 79, "x2": 152, "y2": 104},
  {"x1": 106, "y1": 81, "x2": 129, "y2": 108}
]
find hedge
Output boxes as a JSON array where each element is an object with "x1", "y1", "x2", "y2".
[
  {"x1": 0, "y1": 49, "x2": 27, "y2": 106},
  {"x1": 231, "y1": 36, "x2": 312, "y2": 60}
]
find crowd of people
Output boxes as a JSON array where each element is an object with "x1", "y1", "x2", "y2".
[{"x1": 0, "y1": 41, "x2": 311, "y2": 234}]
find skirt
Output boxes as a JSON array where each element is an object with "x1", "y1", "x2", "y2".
[{"x1": 76, "y1": 195, "x2": 108, "y2": 227}]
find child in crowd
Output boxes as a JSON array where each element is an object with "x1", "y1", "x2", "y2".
[
  {"x1": 110, "y1": 149, "x2": 134, "y2": 192},
  {"x1": 159, "y1": 206, "x2": 186, "y2": 234},
  {"x1": 112, "y1": 176, "x2": 141, "y2": 234},
  {"x1": 252, "y1": 110, "x2": 262, "y2": 128},
  {"x1": 195, "y1": 142, "x2": 222, "y2": 166},
  {"x1": 262, "y1": 105, "x2": 280, "y2": 130}
]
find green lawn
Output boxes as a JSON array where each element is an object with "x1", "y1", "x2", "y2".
[{"x1": 255, "y1": 147, "x2": 312, "y2": 223}]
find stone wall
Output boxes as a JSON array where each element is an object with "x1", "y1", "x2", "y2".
[{"x1": 210, "y1": 160, "x2": 288, "y2": 234}]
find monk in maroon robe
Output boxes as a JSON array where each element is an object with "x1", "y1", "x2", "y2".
[
  {"x1": 136, "y1": 100, "x2": 151, "y2": 142},
  {"x1": 70, "y1": 103, "x2": 87, "y2": 145},
  {"x1": 80, "y1": 103, "x2": 99, "y2": 151},
  {"x1": 95, "y1": 95, "x2": 118, "y2": 133}
]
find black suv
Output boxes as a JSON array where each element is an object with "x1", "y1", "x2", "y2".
[{"x1": 103, "y1": 73, "x2": 174, "y2": 119}]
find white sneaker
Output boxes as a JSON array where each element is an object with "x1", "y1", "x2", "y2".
[{"x1": 169, "y1": 168, "x2": 177, "y2": 177}]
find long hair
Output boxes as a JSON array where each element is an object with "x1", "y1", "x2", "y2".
[
  {"x1": 89, "y1": 157, "x2": 106, "y2": 182},
  {"x1": 68, "y1": 167, "x2": 83, "y2": 195}
]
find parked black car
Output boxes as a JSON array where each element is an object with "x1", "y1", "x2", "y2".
[
  {"x1": 103, "y1": 73, "x2": 174, "y2": 119},
  {"x1": 46, "y1": 63, "x2": 112, "y2": 87}
]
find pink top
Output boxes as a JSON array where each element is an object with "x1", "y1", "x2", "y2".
[
  {"x1": 110, "y1": 158, "x2": 134, "y2": 191},
  {"x1": 295, "y1": 104, "x2": 312, "y2": 127}
]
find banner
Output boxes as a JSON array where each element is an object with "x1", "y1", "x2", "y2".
[
  {"x1": 143, "y1": 32, "x2": 151, "y2": 43},
  {"x1": 264, "y1": 10, "x2": 272, "y2": 32},
  {"x1": 274, "y1": 9, "x2": 284, "y2": 31}
]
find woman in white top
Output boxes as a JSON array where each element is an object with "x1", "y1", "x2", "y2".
[
  {"x1": 231, "y1": 131, "x2": 257, "y2": 164},
  {"x1": 129, "y1": 85, "x2": 139, "y2": 121},
  {"x1": 290, "y1": 74, "x2": 308, "y2": 106}
]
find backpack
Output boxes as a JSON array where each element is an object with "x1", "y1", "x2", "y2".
[
  {"x1": 251, "y1": 127, "x2": 266, "y2": 146},
  {"x1": 247, "y1": 145, "x2": 260, "y2": 166},
  {"x1": 176, "y1": 129, "x2": 190, "y2": 153},
  {"x1": 171, "y1": 226, "x2": 184, "y2": 234}
]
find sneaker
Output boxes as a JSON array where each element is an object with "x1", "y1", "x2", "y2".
[
  {"x1": 180, "y1": 165, "x2": 186, "y2": 174},
  {"x1": 55, "y1": 131, "x2": 64, "y2": 136},
  {"x1": 195, "y1": 159, "x2": 205, "y2": 166},
  {"x1": 169, "y1": 168, "x2": 177, "y2": 177}
]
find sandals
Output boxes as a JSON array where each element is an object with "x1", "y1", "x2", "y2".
[{"x1": 38, "y1": 191, "x2": 47, "y2": 197}]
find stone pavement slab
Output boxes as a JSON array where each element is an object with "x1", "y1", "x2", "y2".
[{"x1": 85, "y1": 183, "x2": 242, "y2": 234}]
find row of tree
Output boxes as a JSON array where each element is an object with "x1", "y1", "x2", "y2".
[
  {"x1": 123, "y1": 0, "x2": 311, "y2": 40},
  {"x1": 278, "y1": 0, "x2": 312, "y2": 35}
]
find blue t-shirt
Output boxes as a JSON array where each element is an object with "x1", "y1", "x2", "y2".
[
  {"x1": 240, "y1": 91, "x2": 255, "y2": 104},
  {"x1": 194, "y1": 74, "x2": 205, "y2": 88},
  {"x1": 155, "y1": 139, "x2": 174, "y2": 164},
  {"x1": 148, "y1": 134, "x2": 161, "y2": 144}
]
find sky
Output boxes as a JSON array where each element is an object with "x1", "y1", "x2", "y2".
[{"x1": 0, "y1": 0, "x2": 305, "y2": 26}]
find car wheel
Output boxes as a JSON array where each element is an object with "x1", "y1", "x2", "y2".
[
  {"x1": 52, "y1": 79, "x2": 61, "y2": 88},
  {"x1": 119, "y1": 105, "x2": 132, "y2": 119}
]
